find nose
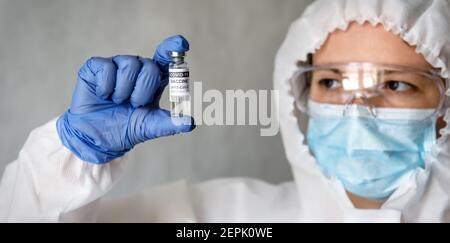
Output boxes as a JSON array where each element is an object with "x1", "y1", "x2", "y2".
[
  {"x1": 344, "y1": 93, "x2": 378, "y2": 117},
  {"x1": 345, "y1": 92, "x2": 367, "y2": 105}
]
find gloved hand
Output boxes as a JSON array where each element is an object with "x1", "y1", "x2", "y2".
[{"x1": 57, "y1": 35, "x2": 195, "y2": 164}]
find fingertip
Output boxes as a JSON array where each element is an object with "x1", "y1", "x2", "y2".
[
  {"x1": 130, "y1": 99, "x2": 146, "y2": 108},
  {"x1": 130, "y1": 101, "x2": 140, "y2": 108},
  {"x1": 112, "y1": 96, "x2": 126, "y2": 104},
  {"x1": 96, "y1": 89, "x2": 110, "y2": 100},
  {"x1": 170, "y1": 116, "x2": 196, "y2": 132}
]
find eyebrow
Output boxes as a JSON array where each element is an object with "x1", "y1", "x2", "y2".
[{"x1": 315, "y1": 68, "x2": 342, "y2": 74}]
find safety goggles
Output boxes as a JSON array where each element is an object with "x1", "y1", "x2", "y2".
[{"x1": 290, "y1": 62, "x2": 447, "y2": 119}]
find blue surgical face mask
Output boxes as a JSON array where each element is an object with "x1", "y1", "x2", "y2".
[{"x1": 306, "y1": 100, "x2": 437, "y2": 200}]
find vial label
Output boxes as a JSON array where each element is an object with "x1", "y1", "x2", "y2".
[{"x1": 169, "y1": 68, "x2": 189, "y2": 102}]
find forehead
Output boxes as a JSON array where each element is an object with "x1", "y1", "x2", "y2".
[{"x1": 313, "y1": 22, "x2": 433, "y2": 70}]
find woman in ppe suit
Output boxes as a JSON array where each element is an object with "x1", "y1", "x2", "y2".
[{"x1": 1, "y1": 0, "x2": 450, "y2": 223}]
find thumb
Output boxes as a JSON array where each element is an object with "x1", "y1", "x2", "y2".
[
  {"x1": 153, "y1": 35, "x2": 189, "y2": 73},
  {"x1": 141, "y1": 109, "x2": 195, "y2": 141}
]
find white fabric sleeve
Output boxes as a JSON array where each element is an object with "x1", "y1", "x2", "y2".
[
  {"x1": 96, "y1": 178, "x2": 300, "y2": 222},
  {"x1": 0, "y1": 119, "x2": 127, "y2": 222}
]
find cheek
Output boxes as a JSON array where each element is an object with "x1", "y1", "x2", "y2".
[
  {"x1": 423, "y1": 85, "x2": 443, "y2": 108},
  {"x1": 309, "y1": 83, "x2": 321, "y2": 100}
]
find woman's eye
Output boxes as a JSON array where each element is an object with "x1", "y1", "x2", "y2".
[
  {"x1": 319, "y1": 79, "x2": 341, "y2": 90},
  {"x1": 383, "y1": 80, "x2": 414, "y2": 92}
]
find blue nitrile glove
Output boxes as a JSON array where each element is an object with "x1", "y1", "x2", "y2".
[{"x1": 56, "y1": 35, "x2": 194, "y2": 164}]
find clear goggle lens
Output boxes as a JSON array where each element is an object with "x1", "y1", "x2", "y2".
[{"x1": 290, "y1": 63, "x2": 447, "y2": 119}]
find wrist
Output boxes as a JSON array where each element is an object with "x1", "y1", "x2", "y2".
[{"x1": 56, "y1": 111, "x2": 128, "y2": 164}]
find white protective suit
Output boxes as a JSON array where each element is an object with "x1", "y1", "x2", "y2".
[{"x1": 1, "y1": 0, "x2": 450, "y2": 223}]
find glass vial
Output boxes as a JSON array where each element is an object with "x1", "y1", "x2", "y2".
[{"x1": 169, "y1": 51, "x2": 191, "y2": 118}]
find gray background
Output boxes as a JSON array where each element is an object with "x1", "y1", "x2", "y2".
[{"x1": 0, "y1": 0, "x2": 312, "y2": 198}]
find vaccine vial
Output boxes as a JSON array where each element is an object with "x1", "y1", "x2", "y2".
[{"x1": 169, "y1": 51, "x2": 191, "y2": 118}]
